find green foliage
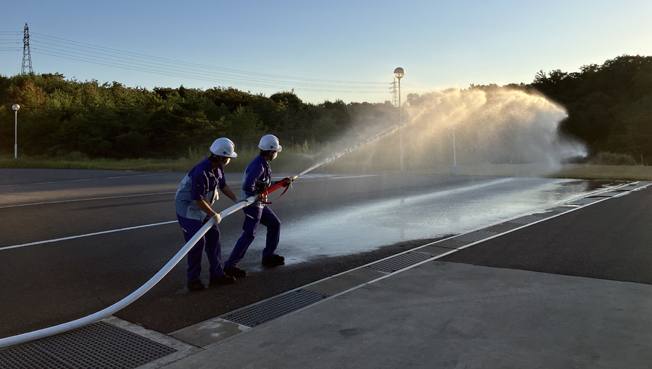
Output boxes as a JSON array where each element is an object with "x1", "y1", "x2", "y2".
[
  {"x1": 531, "y1": 55, "x2": 652, "y2": 163},
  {"x1": 0, "y1": 73, "x2": 398, "y2": 160},
  {"x1": 590, "y1": 152, "x2": 637, "y2": 166}
]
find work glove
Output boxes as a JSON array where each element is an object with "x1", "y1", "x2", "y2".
[
  {"x1": 281, "y1": 177, "x2": 293, "y2": 187},
  {"x1": 211, "y1": 213, "x2": 222, "y2": 225}
]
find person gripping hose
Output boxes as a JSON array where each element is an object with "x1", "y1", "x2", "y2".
[
  {"x1": 174, "y1": 138, "x2": 243, "y2": 291},
  {"x1": 224, "y1": 134, "x2": 292, "y2": 277}
]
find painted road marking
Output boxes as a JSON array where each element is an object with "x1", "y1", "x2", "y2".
[
  {"x1": 0, "y1": 173, "x2": 165, "y2": 188},
  {"x1": 0, "y1": 220, "x2": 177, "y2": 252},
  {"x1": 0, "y1": 192, "x2": 176, "y2": 209}
]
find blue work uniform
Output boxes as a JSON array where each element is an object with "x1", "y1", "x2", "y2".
[
  {"x1": 225, "y1": 155, "x2": 281, "y2": 268},
  {"x1": 175, "y1": 157, "x2": 227, "y2": 282}
]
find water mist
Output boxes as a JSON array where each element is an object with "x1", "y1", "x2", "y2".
[{"x1": 317, "y1": 87, "x2": 587, "y2": 176}]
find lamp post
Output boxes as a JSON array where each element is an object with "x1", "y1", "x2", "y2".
[
  {"x1": 12, "y1": 104, "x2": 20, "y2": 159},
  {"x1": 449, "y1": 126, "x2": 460, "y2": 175},
  {"x1": 393, "y1": 67, "x2": 405, "y2": 172},
  {"x1": 452, "y1": 127, "x2": 456, "y2": 166}
]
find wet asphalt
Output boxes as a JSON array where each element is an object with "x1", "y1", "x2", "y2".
[
  {"x1": 0, "y1": 168, "x2": 629, "y2": 338},
  {"x1": 441, "y1": 184, "x2": 652, "y2": 285}
]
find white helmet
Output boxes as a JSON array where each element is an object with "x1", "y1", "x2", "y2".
[
  {"x1": 210, "y1": 137, "x2": 238, "y2": 158},
  {"x1": 258, "y1": 134, "x2": 282, "y2": 152}
]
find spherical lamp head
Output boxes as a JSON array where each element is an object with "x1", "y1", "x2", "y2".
[
  {"x1": 393, "y1": 67, "x2": 405, "y2": 79},
  {"x1": 12, "y1": 104, "x2": 20, "y2": 111}
]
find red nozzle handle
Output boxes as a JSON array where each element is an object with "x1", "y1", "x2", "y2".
[{"x1": 260, "y1": 177, "x2": 292, "y2": 198}]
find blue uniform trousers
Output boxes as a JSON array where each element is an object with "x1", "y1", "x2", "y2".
[
  {"x1": 177, "y1": 214, "x2": 225, "y2": 282},
  {"x1": 225, "y1": 205, "x2": 280, "y2": 268}
]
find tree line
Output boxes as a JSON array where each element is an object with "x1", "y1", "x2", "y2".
[
  {"x1": 1, "y1": 54, "x2": 651, "y2": 162},
  {"x1": 530, "y1": 55, "x2": 652, "y2": 163},
  {"x1": 0, "y1": 73, "x2": 396, "y2": 158}
]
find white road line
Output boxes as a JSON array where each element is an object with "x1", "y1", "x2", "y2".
[
  {"x1": 0, "y1": 192, "x2": 177, "y2": 209},
  {"x1": 0, "y1": 173, "x2": 166, "y2": 188},
  {"x1": 0, "y1": 220, "x2": 177, "y2": 252}
]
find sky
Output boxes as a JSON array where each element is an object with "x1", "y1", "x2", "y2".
[{"x1": 1, "y1": 0, "x2": 651, "y2": 104}]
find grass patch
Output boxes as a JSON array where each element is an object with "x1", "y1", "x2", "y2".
[
  {"x1": 589, "y1": 152, "x2": 637, "y2": 166},
  {"x1": 0, "y1": 143, "x2": 326, "y2": 174},
  {"x1": 2, "y1": 146, "x2": 652, "y2": 181},
  {"x1": 549, "y1": 164, "x2": 652, "y2": 180}
]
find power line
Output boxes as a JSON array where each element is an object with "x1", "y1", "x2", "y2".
[
  {"x1": 389, "y1": 79, "x2": 398, "y2": 106},
  {"x1": 30, "y1": 32, "x2": 387, "y2": 87},
  {"x1": 29, "y1": 49, "x2": 387, "y2": 94},
  {"x1": 28, "y1": 35, "x2": 392, "y2": 93},
  {"x1": 21, "y1": 24, "x2": 33, "y2": 74},
  {"x1": 7, "y1": 28, "x2": 407, "y2": 96},
  {"x1": 30, "y1": 41, "x2": 380, "y2": 90}
]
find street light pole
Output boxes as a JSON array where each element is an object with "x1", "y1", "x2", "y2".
[
  {"x1": 449, "y1": 126, "x2": 460, "y2": 175},
  {"x1": 452, "y1": 128, "x2": 456, "y2": 166},
  {"x1": 393, "y1": 67, "x2": 405, "y2": 172},
  {"x1": 12, "y1": 104, "x2": 20, "y2": 159}
]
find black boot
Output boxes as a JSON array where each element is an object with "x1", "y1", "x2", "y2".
[
  {"x1": 224, "y1": 267, "x2": 247, "y2": 278},
  {"x1": 210, "y1": 275, "x2": 236, "y2": 285},
  {"x1": 262, "y1": 254, "x2": 285, "y2": 267},
  {"x1": 187, "y1": 280, "x2": 206, "y2": 291}
]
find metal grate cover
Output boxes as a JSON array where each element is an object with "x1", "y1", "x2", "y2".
[
  {"x1": 221, "y1": 289, "x2": 329, "y2": 327},
  {"x1": 508, "y1": 215, "x2": 544, "y2": 225},
  {"x1": 366, "y1": 252, "x2": 434, "y2": 274},
  {"x1": 0, "y1": 322, "x2": 176, "y2": 369},
  {"x1": 547, "y1": 206, "x2": 576, "y2": 213},
  {"x1": 568, "y1": 197, "x2": 602, "y2": 205},
  {"x1": 452, "y1": 230, "x2": 498, "y2": 243},
  {"x1": 623, "y1": 182, "x2": 650, "y2": 189},
  {"x1": 592, "y1": 191, "x2": 621, "y2": 197}
]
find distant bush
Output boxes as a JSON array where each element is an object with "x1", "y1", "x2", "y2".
[{"x1": 590, "y1": 152, "x2": 637, "y2": 166}]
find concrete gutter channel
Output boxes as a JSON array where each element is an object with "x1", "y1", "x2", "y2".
[{"x1": 0, "y1": 181, "x2": 649, "y2": 368}]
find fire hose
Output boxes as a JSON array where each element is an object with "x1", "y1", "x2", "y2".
[
  {"x1": 0, "y1": 177, "x2": 298, "y2": 349},
  {"x1": 0, "y1": 121, "x2": 404, "y2": 349}
]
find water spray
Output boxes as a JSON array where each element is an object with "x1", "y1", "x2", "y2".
[
  {"x1": 0, "y1": 121, "x2": 410, "y2": 349},
  {"x1": 2, "y1": 87, "x2": 584, "y2": 348}
]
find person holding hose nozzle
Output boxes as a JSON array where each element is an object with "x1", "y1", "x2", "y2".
[
  {"x1": 224, "y1": 134, "x2": 292, "y2": 277},
  {"x1": 175, "y1": 138, "x2": 243, "y2": 291}
]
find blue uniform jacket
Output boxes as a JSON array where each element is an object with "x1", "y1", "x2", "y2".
[
  {"x1": 242, "y1": 155, "x2": 273, "y2": 208},
  {"x1": 175, "y1": 157, "x2": 226, "y2": 220}
]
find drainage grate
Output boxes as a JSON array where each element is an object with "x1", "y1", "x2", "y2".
[
  {"x1": 0, "y1": 322, "x2": 176, "y2": 369},
  {"x1": 623, "y1": 182, "x2": 650, "y2": 189},
  {"x1": 221, "y1": 289, "x2": 329, "y2": 327},
  {"x1": 366, "y1": 252, "x2": 434, "y2": 274},
  {"x1": 592, "y1": 192, "x2": 621, "y2": 197},
  {"x1": 452, "y1": 230, "x2": 498, "y2": 243},
  {"x1": 547, "y1": 206, "x2": 576, "y2": 213},
  {"x1": 508, "y1": 215, "x2": 544, "y2": 225},
  {"x1": 568, "y1": 197, "x2": 602, "y2": 205}
]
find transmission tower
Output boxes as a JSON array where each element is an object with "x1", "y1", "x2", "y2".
[
  {"x1": 389, "y1": 79, "x2": 398, "y2": 107},
  {"x1": 21, "y1": 23, "x2": 33, "y2": 74}
]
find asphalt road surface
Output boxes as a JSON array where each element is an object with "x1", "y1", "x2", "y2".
[{"x1": 0, "y1": 168, "x2": 626, "y2": 338}]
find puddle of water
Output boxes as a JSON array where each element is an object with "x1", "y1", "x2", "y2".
[{"x1": 272, "y1": 178, "x2": 622, "y2": 262}]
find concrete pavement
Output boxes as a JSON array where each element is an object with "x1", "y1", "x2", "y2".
[
  {"x1": 1, "y1": 170, "x2": 649, "y2": 368},
  {"x1": 156, "y1": 182, "x2": 652, "y2": 369},
  {"x1": 163, "y1": 262, "x2": 652, "y2": 369}
]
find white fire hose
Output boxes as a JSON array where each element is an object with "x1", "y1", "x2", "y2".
[
  {"x1": 0, "y1": 122, "x2": 406, "y2": 349},
  {"x1": 0, "y1": 195, "x2": 259, "y2": 349}
]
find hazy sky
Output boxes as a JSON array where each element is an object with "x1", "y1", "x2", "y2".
[{"x1": 1, "y1": 0, "x2": 650, "y2": 103}]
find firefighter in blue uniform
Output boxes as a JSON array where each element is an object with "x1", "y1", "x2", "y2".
[
  {"x1": 175, "y1": 138, "x2": 242, "y2": 291},
  {"x1": 224, "y1": 134, "x2": 290, "y2": 277}
]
